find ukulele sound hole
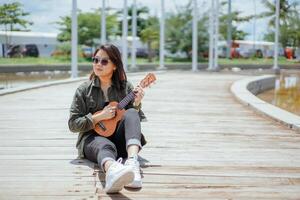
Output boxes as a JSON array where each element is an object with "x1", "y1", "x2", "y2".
[{"x1": 98, "y1": 122, "x2": 107, "y2": 131}]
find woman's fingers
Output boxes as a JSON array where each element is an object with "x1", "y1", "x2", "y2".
[{"x1": 134, "y1": 86, "x2": 145, "y2": 98}]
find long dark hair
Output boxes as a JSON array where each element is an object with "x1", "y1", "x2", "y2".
[{"x1": 90, "y1": 44, "x2": 127, "y2": 91}]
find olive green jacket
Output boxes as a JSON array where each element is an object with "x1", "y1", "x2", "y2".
[{"x1": 68, "y1": 77, "x2": 146, "y2": 158}]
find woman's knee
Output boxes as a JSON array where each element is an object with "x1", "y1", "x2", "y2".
[
  {"x1": 88, "y1": 137, "x2": 117, "y2": 156},
  {"x1": 125, "y1": 108, "x2": 139, "y2": 118},
  {"x1": 93, "y1": 137, "x2": 118, "y2": 164},
  {"x1": 95, "y1": 137, "x2": 116, "y2": 149}
]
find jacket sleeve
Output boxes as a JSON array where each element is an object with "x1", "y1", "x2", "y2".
[
  {"x1": 68, "y1": 87, "x2": 94, "y2": 133},
  {"x1": 126, "y1": 81, "x2": 147, "y2": 122},
  {"x1": 126, "y1": 81, "x2": 142, "y2": 110}
]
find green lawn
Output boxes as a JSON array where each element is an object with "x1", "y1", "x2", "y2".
[
  {"x1": 0, "y1": 56, "x2": 299, "y2": 66},
  {"x1": 0, "y1": 57, "x2": 89, "y2": 65},
  {"x1": 218, "y1": 57, "x2": 299, "y2": 65}
]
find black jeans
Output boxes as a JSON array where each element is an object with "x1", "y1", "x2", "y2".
[{"x1": 83, "y1": 108, "x2": 143, "y2": 170}]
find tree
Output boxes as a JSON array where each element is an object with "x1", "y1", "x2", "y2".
[
  {"x1": 126, "y1": 5, "x2": 150, "y2": 37},
  {"x1": 140, "y1": 16, "x2": 159, "y2": 62},
  {"x1": 259, "y1": 0, "x2": 300, "y2": 51},
  {"x1": 0, "y1": 2, "x2": 33, "y2": 53},
  {"x1": 165, "y1": 1, "x2": 249, "y2": 60},
  {"x1": 258, "y1": 0, "x2": 299, "y2": 27},
  {"x1": 56, "y1": 9, "x2": 119, "y2": 46},
  {"x1": 218, "y1": 1, "x2": 252, "y2": 41},
  {"x1": 165, "y1": 1, "x2": 209, "y2": 59},
  {"x1": 0, "y1": 2, "x2": 32, "y2": 31}
]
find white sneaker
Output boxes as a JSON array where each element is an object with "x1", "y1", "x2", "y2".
[
  {"x1": 104, "y1": 158, "x2": 134, "y2": 194},
  {"x1": 124, "y1": 155, "x2": 142, "y2": 188}
]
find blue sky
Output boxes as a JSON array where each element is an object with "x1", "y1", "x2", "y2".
[{"x1": 1, "y1": 0, "x2": 282, "y2": 41}]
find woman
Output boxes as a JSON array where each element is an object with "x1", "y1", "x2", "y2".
[{"x1": 68, "y1": 44, "x2": 146, "y2": 193}]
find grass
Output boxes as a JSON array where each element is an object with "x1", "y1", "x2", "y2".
[
  {"x1": 0, "y1": 56, "x2": 299, "y2": 66},
  {"x1": 0, "y1": 57, "x2": 89, "y2": 65},
  {"x1": 218, "y1": 57, "x2": 300, "y2": 65}
]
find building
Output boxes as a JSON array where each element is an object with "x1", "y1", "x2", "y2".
[
  {"x1": 231, "y1": 40, "x2": 284, "y2": 58},
  {"x1": 0, "y1": 31, "x2": 58, "y2": 57}
]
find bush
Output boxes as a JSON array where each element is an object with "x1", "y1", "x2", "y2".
[{"x1": 52, "y1": 43, "x2": 85, "y2": 61}]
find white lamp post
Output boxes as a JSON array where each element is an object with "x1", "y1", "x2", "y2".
[{"x1": 71, "y1": 0, "x2": 78, "y2": 78}]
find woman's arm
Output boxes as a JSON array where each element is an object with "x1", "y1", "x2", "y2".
[
  {"x1": 68, "y1": 87, "x2": 94, "y2": 133},
  {"x1": 127, "y1": 82, "x2": 143, "y2": 111}
]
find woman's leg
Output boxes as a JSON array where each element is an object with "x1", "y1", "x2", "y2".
[
  {"x1": 84, "y1": 133, "x2": 135, "y2": 193},
  {"x1": 111, "y1": 108, "x2": 142, "y2": 158},
  {"x1": 111, "y1": 108, "x2": 143, "y2": 188},
  {"x1": 83, "y1": 133, "x2": 118, "y2": 172}
]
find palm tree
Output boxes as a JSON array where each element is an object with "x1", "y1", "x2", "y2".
[
  {"x1": 140, "y1": 17, "x2": 159, "y2": 62},
  {"x1": 257, "y1": 0, "x2": 299, "y2": 27},
  {"x1": 259, "y1": 0, "x2": 300, "y2": 49}
]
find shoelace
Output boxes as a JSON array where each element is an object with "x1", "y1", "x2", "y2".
[
  {"x1": 108, "y1": 158, "x2": 123, "y2": 172},
  {"x1": 126, "y1": 158, "x2": 140, "y2": 173}
]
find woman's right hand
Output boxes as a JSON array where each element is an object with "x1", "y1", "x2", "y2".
[{"x1": 99, "y1": 105, "x2": 116, "y2": 120}]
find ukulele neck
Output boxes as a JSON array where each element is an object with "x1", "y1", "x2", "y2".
[{"x1": 117, "y1": 91, "x2": 136, "y2": 110}]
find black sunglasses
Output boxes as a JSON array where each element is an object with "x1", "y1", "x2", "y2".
[{"x1": 92, "y1": 57, "x2": 110, "y2": 66}]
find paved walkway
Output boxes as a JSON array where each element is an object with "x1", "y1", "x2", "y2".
[{"x1": 0, "y1": 71, "x2": 299, "y2": 200}]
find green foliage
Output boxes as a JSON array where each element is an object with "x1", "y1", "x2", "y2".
[
  {"x1": 165, "y1": 0, "x2": 249, "y2": 59},
  {"x1": 219, "y1": 1, "x2": 250, "y2": 40},
  {"x1": 52, "y1": 42, "x2": 86, "y2": 62},
  {"x1": 258, "y1": 0, "x2": 299, "y2": 27},
  {"x1": 165, "y1": 1, "x2": 209, "y2": 59},
  {"x1": 56, "y1": 9, "x2": 118, "y2": 46},
  {"x1": 0, "y1": 2, "x2": 32, "y2": 31},
  {"x1": 259, "y1": 0, "x2": 300, "y2": 47},
  {"x1": 140, "y1": 17, "x2": 159, "y2": 62},
  {"x1": 54, "y1": 42, "x2": 71, "y2": 57},
  {"x1": 124, "y1": 5, "x2": 150, "y2": 37}
]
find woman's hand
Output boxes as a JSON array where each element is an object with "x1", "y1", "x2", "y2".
[
  {"x1": 92, "y1": 105, "x2": 116, "y2": 127},
  {"x1": 133, "y1": 85, "x2": 145, "y2": 106},
  {"x1": 100, "y1": 105, "x2": 116, "y2": 120}
]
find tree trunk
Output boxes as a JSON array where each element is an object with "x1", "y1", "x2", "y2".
[{"x1": 147, "y1": 41, "x2": 152, "y2": 62}]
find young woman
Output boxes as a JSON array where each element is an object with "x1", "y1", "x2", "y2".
[{"x1": 68, "y1": 44, "x2": 146, "y2": 193}]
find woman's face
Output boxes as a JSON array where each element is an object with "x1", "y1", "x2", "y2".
[{"x1": 93, "y1": 49, "x2": 116, "y2": 78}]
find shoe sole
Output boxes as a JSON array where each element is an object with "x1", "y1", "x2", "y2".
[
  {"x1": 105, "y1": 169, "x2": 134, "y2": 194},
  {"x1": 125, "y1": 181, "x2": 142, "y2": 189}
]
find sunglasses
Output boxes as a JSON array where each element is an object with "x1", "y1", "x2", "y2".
[{"x1": 92, "y1": 57, "x2": 110, "y2": 66}]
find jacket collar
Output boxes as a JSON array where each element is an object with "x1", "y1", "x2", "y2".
[{"x1": 92, "y1": 76, "x2": 115, "y2": 88}]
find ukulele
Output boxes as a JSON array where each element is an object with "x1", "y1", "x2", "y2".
[{"x1": 93, "y1": 73, "x2": 156, "y2": 137}]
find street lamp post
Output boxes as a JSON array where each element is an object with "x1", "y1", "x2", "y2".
[
  {"x1": 214, "y1": 0, "x2": 219, "y2": 70},
  {"x1": 71, "y1": 0, "x2": 78, "y2": 78},
  {"x1": 101, "y1": 0, "x2": 106, "y2": 45},
  {"x1": 208, "y1": 0, "x2": 215, "y2": 71},
  {"x1": 273, "y1": 0, "x2": 280, "y2": 73},
  {"x1": 208, "y1": 0, "x2": 220, "y2": 71},
  {"x1": 122, "y1": 0, "x2": 128, "y2": 71},
  {"x1": 192, "y1": 0, "x2": 198, "y2": 72},
  {"x1": 226, "y1": 0, "x2": 232, "y2": 59},
  {"x1": 131, "y1": 0, "x2": 137, "y2": 71},
  {"x1": 159, "y1": 0, "x2": 166, "y2": 70}
]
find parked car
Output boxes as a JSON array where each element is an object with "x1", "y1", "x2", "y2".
[
  {"x1": 7, "y1": 44, "x2": 39, "y2": 58},
  {"x1": 137, "y1": 48, "x2": 158, "y2": 58}
]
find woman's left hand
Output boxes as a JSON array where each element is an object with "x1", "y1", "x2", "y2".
[{"x1": 133, "y1": 85, "x2": 144, "y2": 106}]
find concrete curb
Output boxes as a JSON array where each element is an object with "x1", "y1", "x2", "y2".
[
  {"x1": 0, "y1": 63, "x2": 299, "y2": 73},
  {"x1": 0, "y1": 77, "x2": 87, "y2": 96},
  {"x1": 231, "y1": 75, "x2": 300, "y2": 132}
]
